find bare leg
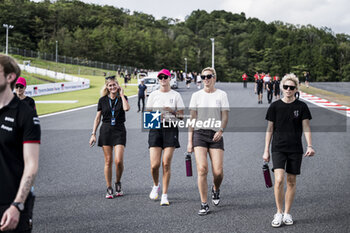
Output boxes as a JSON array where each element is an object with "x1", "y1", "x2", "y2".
[
  {"x1": 102, "y1": 146, "x2": 113, "y2": 187},
  {"x1": 274, "y1": 169, "x2": 285, "y2": 213},
  {"x1": 114, "y1": 145, "x2": 125, "y2": 183},
  {"x1": 194, "y1": 147, "x2": 209, "y2": 203},
  {"x1": 161, "y1": 147, "x2": 175, "y2": 194},
  {"x1": 149, "y1": 147, "x2": 162, "y2": 186},
  {"x1": 208, "y1": 148, "x2": 224, "y2": 191},
  {"x1": 285, "y1": 173, "x2": 297, "y2": 214}
]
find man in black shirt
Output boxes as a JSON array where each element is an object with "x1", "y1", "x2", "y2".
[
  {"x1": 137, "y1": 79, "x2": 147, "y2": 112},
  {"x1": 263, "y1": 73, "x2": 315, "y2": 228},
  {"x1": 0, "y1": 54, "x2": 41, "y2": 232},
  {"x1": 256, "y1": 76, "x2": 264, "y2": 104},
  {"x1": 273, "y1": 76, "x2": 281, "y2": 100},
  {"x1": 266, "y1": 79, "x2": 274, "y2": 104}
]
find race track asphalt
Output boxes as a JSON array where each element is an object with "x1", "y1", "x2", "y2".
[{"x1": 34, "y1": 81, "x2": 350, "y2": 233}]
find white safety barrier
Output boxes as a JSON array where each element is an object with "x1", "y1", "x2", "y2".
[{"x1": 19, "y1": 64, "x2": 90, "y2": 97}]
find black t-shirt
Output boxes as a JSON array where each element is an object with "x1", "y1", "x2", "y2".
[
  {"x1": 265, "y1": 99, "x2": 312, "y2": 153},
  {"x1": 273, "y1": 80, "x2": 280, "y2": 90},
  {"x1": 267, "y1": 81, "x2": 274, "y2": 91},
  {"x1": 138, "y1": 84, "x2": 147, "y2": 97},
  {"x1": 0, "y1": 95, "x2": 41, "y2": 205},
  {"x1": 97, "y1": 95, "x2": 128, "y2": 124},
  {"x1": 256, "y1": 79, "x2": 264, "y2": 89},
  {"x1": 15, "y1": 94, "x2": 37, "y2": 115}
]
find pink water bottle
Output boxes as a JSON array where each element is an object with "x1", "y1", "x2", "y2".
[
  {"x1": 185, "y1": 152, "x2": 193, "y2": 177},
  {"x1": 263, "y1": 161, "x2": 273, "y2": 188}
]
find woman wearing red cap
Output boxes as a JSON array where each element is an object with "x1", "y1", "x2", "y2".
[
  {"x1": 15, "y1": 77, "x2": 37, "y2": 115},
  {"x1": 146, "y1": 69, "x2": 185, "y2": 206}
]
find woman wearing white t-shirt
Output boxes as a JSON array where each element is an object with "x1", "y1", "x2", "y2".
[
  {"x1": 146, "y1": 69, "x2": 185, "y2": 206},
  {"x1": 187, "y1": 67, "x2": 229, "y2": 215}
]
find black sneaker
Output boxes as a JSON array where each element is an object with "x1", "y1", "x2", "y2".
[
  {"x1": 105, "y1": 187, "x2": 114, "y2": 199},
  {"x1": 115, "y1": 182, "x2": 123, "y2": 197},
  {"x1": 198, "y1": 203, "x2": 209, "y2": 216},
  {"x1": 211, "y1": 186, "x2": 220, "y2": 206}
]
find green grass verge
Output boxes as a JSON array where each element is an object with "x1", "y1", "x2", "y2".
[
  {"x1": 13, "y1": 54, "x2": 131, "y2": 77},
  {"x1": 33, "y1": 75, "x2": 138, "y2": 116},
  {"x1": 21, "y1": 70, "x2": 61, "y2": 85},
  {"x1": 300, "y1": 83, "x2": 350, "y2": 107}
]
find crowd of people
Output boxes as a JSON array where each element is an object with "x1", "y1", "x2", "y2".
[
  {"x1": 0, "y1": 53, "x2": 315, "y2": 231},
  {"x1": 241, "y1": 72, "x2": 308, "y2": 104}
]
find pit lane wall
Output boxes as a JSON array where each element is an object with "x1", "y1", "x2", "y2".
[{"x1": 18, "y1": 64, "x2": 90, "y2": 97}]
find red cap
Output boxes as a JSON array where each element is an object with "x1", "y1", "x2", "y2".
[
  {"x1": 157, "y1": 69, "x2": 171, "y2": 77},
  {"x1": 16, "y1": 77, "x2": 27, "y2": 87}
]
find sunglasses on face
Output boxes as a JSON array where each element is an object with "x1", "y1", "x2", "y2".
[
  {"x1": 158, "y1": 75, "x2": 169, "y2": 80},
  {"x1": 15, "y1": 84, "x2": 24, "y2": 89},
  {"x1": 201, "y1": 74, "x2": 214, "y2": 80},
  {"x1": 283, "y1": 85, "x2": 296, "y2": 90}
]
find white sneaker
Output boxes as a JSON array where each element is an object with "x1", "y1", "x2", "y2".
[
  {"x1": 283, "y1": 213, "x2": 294, "y2": 225},
  {"x1": 149, "y1": 185, "x2": 160, "y2": 200},
  {"x1": 160, "y1": 194, "x2": 169, "y2": 206},
  {"x1": 271, "y1": 213, "x2": 283, "y2": 227}
]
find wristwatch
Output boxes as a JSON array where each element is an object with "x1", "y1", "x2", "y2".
[
  {"x1": 219, "y1": 127, "x2": 224, "y2": 132},
  {"x1": 12, "y1": 202, "x2": 24, "y2": 212}
]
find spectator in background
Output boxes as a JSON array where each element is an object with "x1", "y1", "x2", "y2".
[
  {"x1": 304, "y1": 72, "x2": 310, "y2": 88},
  {"x1": 256, "y1": 75, "x2": 264, "y2": 104},
  {"x1": 242, "y1": 73, "x2": 248, "y2": 88},
  {"x1": 273, "y1": 75, "x2": 281, "y2": 100},
  {"x1": 137, "y1": 79, "x2": 147, "y2": 113},
  {"x1": 264, "y1": 73, "x2": 271, "y2": 91},
  {"x1": 266, "y1": 78, "x2": 274, "y2": 104},
  {"x1": 14, "y1": 77, "x2": 37, "y2": 115}
]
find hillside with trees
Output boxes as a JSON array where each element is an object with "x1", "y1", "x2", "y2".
[{"x1": 1, "y1": 0, "x2": 350, "y2": 81}]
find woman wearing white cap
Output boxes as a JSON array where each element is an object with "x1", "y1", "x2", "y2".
[
  {"x1": 146, "y1": 69, "x2": 185, "y2": 206},
  {"x1": 14, "y1": 77, "x2": 37, "y2": 115}
]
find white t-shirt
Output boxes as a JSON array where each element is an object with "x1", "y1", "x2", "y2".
[
  {"x1": 146, "y1": 89, "x2": 185, "y2": 121},
  {"x1": 196, "y1": 75, "x2": 201, "y2": 83},
  {"x1": 189, "y1": 89, "x2": 230, "y2": 131},
  {"x1": 263, "y1": 75, "x2": 271, "y2": 82}
]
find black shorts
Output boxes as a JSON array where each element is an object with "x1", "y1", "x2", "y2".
[
  {"x1": 272, "y1": 152, "x2": 303, "y2": 175},
  {"x1": 274, "y1": 89, "x2": 280, "y2": 96},
  {"x1": 186, "y1": 80, "x2": 191, "y2": 84},
  {"x1": 98, "y1": 123, "x2": 126, "y2": 147},
  {"x1": 257, "y1": 88, "x2": 263, "y2": 95},
  {"x1": 193, "y1": 129, "x2": 224, "y2": 150},
  {"x1": 148, "y1": 126, "x2": 180, "y2": 149}
]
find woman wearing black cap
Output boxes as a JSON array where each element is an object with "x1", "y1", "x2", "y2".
[
  {"x1": 15, "y1": 77, "x2": 37, "y2": 115},
  {"x1": 146, "y1": 69, "x2": 185, "y2": 206},
  {"x1": 89, "y1": 76, "x2": 130, "y2": 199}
]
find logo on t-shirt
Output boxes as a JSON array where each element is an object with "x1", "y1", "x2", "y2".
[
  {"x1": 169, "y1": 98, "x2": 174, "y2": 104},
  {"x1": 294, "y1": 110, "x2": 299, "y2": 118},
  {"x1": 143, "y1": 111, "x2": 161, "y2": 129}
]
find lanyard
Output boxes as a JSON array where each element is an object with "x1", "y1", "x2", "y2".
[{"x1": 109, "y1": 97, "x2": 118, "y2": 118}]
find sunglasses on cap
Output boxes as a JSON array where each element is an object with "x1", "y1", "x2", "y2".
[
  {"x1": 158, "y1": 75, "x2": 169, "y2": 80},
  {"x1": 15, "y1": 84, "x2": 24, "y2": 89},
  {"x1": 283, "y1": 85, "x2": 296, "y2": 90},
  {"x1": 105, "y1": 75, "x2": 116, "y2": 80},
  {"x1": 201, "y1": 74, "x2": 214, "y2": 80}
]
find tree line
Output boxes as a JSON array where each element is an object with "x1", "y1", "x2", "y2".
[{"x1": 1, "y1": 0, "x2": 350, "y2": 81}]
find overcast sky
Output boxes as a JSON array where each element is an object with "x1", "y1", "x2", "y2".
[{"x1": 40, "y1": 0, "x2": 350, "y2": 35}]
